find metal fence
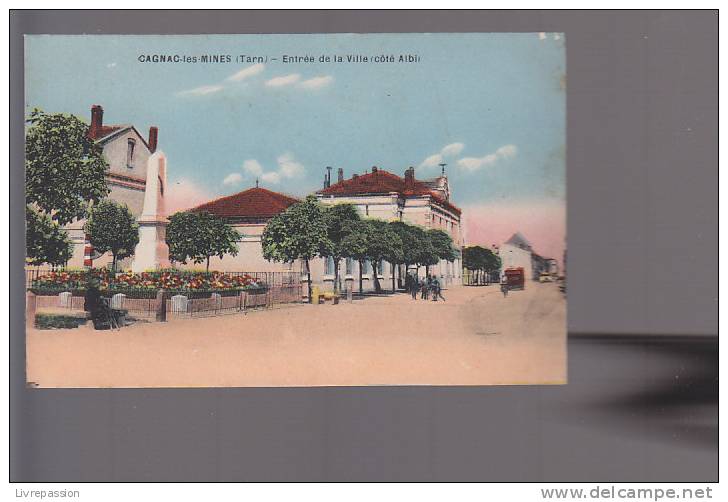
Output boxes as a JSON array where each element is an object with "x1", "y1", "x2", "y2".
[{"x1": 26, "y1": 269, "x2": 302, "y2": 321}]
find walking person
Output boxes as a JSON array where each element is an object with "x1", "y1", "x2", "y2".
[
  {"x1": 500, "y1": 273, "x2": 509, "y2": 297},
  {"x1": 431, "y1": 275, "x2": 440, "y2": 302},
  {"x1": 435, "y1": 275, "x2": 446, "y2": 302},
  {"x1": 421, "y1": 275, "x2": 429, "y2": 300},
  {"x1": 410, "y1": 273, "x2": 419, "y2": 300}
]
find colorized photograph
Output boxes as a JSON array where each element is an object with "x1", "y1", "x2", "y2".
[{"x1": 24, "y1": 34, "x2": 566, "y2": 387}]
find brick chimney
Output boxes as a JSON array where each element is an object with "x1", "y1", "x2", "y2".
[
  {"x1": 352, "y1": 173, "x2": 359, "y2": 180},
  {"x1": 337, "y1": 167, "x2": 344, "y2": 183},
  {"x1": 404, "y1": 166, "x2": 415, "y2": 190},
  {"x1": 371, "y1": 166, "x2": 378, "y2": 173},
  {"x1": 89, "y1": 105, "x2": 103, "y2": 138},
  {"x1": 148, "y1": 126, "x2": 158, "y2": 153},
  {"x1": 324, "y1": 166, "x2": 332, "y2": 188}
]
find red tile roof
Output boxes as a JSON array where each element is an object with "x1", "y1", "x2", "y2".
[
  {"x1": 88, "y1": 125, "x2": 124, "y2": 140},
  {"x1": 317, "y1": 168, "x2": 461, "y2": 215},
  {"x1": 192, "y1": 187, "x2": 299, "y2": 220}
]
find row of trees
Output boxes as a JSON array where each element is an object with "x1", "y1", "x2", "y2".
[
  {"x1": 462, "y1": 245, "x2": 502, "y2": 284},
  {"x1": 262, "y1": 196, "x2": 457, "y2": 302}
]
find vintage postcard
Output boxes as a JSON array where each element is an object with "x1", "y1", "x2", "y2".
[{"x1": 24, "y1": 34, "x2": 566, "y2": 387}]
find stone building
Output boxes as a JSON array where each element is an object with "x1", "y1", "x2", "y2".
[
  {"x1": 312, "y1": 165, "x2": 464, "y2": 290},
  {"x1": 64, "y1": 105, "x2": 160, "y2": 269}
]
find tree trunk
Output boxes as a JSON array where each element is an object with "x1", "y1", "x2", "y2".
[
  {"x1": 333, "y1": 258, "x2": 340, "y2": 294},
  {"x1": 111, "y1": 254, "x2": 117, "y2": 273},
  {"x1": 373, "y1": 260, "x2": 382, "y2": 293},
  {"x1": 358, "y1": 259, "x2": 364, "y2": 294},
  {"x1": 206, "y1": 256, "x2": 210, "y2": 273},
  {"x1": 305, "y1": 258, "x2": 312, "y2": 304},
  {"x1": 392, "y1": 266, "x2": 396, "y2": 293}
]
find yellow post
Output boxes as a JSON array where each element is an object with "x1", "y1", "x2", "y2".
[{"x1": 311, "y1": 286, "x2": 320, "y2": 305}]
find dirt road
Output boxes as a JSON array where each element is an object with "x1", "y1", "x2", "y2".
[{"x1": 26, "y1": 282, "x2": 566, "y2": 387}]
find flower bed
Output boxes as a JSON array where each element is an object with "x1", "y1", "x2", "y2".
[{"x1": 30, "y1": 269, "x2": 263, "y2": 293}]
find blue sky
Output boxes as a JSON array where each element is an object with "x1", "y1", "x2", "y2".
[{"x1": 25, "y1": 33, "x2": 566, "y2": 256}]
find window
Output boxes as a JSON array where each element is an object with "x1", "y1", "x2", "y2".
[
  {"x1": 325, "y1": 256, "x2": 334, "y2": 275},
  {"x1": 378, "y1": 261, "x2": 385, "y2": 276},
  {"x1": 363, "y1": 260, "x2": 371, "y2": 275},
  {"x1": 345, "y1": 257, "x2": 353, "y2": 275},
  {"x1": 126, "y1": 138, "x2": 136, "y2": 168}
]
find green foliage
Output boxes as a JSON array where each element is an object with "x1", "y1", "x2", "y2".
[
  {"x1": 321, "y1": 203, "x2": 361, "y2": 293},
  {"x1": 463, "y1": 245, "x2": 501, "y2": 272},
  {"x1": 166, "y1": 210, "x2": 240, "y2": 272},
  {"x1": 389, "y1": 221, "x2": 423, "y2": 266},
  {"x1": 85, "y1": 199, "x2": 139, "y2": 271},
  {"x1": 35, "y1": 313, "x2": 86, "y2": 330},
  {"x1": 322, "y1": 204, "x2": 361, "y2": 259},
  {"x1": 366, "y1": 219, "x2": 404, "y2": 292},
  {"x1": 25, "y1": 205, "x2": 73, "y2": 266},
  {"x1": 25, "y1": 108, "x2": 110, "y2": 225},
  {"x1": 383, "y1": 221, "x2": 405, "y2": 267},
  {"x1": 427, "y1": 229, "x2": 457, "y2": 262},
  {"x1": 261, "y1": 195, "x2": 329, "y2": 263}
]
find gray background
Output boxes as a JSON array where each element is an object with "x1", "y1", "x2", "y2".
[{"x1": 10, "y1": 10, "x2": 718, "y2": 482}]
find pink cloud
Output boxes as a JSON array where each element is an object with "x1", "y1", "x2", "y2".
[
  {"x1": 462, "y1": 199, "x2": 566, "y2": 265},
  {"x1": 164, "y1": 177, "x2": 214, "y2": 215}
]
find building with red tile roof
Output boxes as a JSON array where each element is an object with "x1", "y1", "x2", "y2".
[
  {"x1": 178, "y1": 185, "x2": 300, "y2": 273},
  {"x1": 313, "y1": 165, "x2": 464, "y2": 288},
  {"x1": 191, "y1": 186, "x2": 299, "y2": 223}
]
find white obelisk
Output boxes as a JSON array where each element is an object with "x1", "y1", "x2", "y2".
[{"x1": 131, "y1": 151, "x2": 171, "y2": 272}]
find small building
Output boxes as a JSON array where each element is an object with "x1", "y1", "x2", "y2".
[
  {"x1": 500, "y1": 231, "x2": 557, "y2": 281},
  {"x1": 186, "y1": 186, "x2": 300, "y2": 272},
  {"x1": 64, "y1": 104, "x2": 160, "y2": 269}
]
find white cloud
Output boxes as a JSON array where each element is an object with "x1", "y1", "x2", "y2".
[
  {"x1": 226, "y1": 63, "x2": 265, "y2": 82},
  {"x1": 299, "y1": 75, "x2": 333, "y2": 90},
  {"x1": 106, "y1": 62, "x2": 117, "y2": 68},
  {"x1": 553, "y1": 33, "x2": 562, "y2": 41},
  {"x1": 176, "y1": 84, "x2": 224, "y2": 97},
  {"x1": 419, "y1": 142, "x2": 465, "y2": 170},
  {"x1": 223, "y1": 172, "x2": 243, "y2": 186},
  {"x1": 420, "y1": 153, "x2": 444, "y2": 169},
  {"x1": 277, "y1": 153, "x2": 305, "y2": 178},
  {"x1": 441, "y1": 142, "x2": 465, "y2": 157},
  {"x1": 265, "y1": 74, "x2": 301, "y2": 87},
  {"x1": 538, "y1": 32, "x2": 547, "y2": 40},
  {"x1": 238, "y1": 153, "x2": 305, "y2": 186},
  {"x1": 261, "y1": 172, "x2": 281, "y2": 184},
  {"x1": 243, "y1": 159, "x2": 264, "y2": 177},
  {"x1": 456, "y1": 144, "x2": 518, "y2": 172},
  {"x1": 496, "y1": 144, "x2": 518, "y2": 158}
]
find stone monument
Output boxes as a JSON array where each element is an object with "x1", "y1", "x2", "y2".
[{"x1": 131, "y1": 151, "x2": 171, "y2": 272}]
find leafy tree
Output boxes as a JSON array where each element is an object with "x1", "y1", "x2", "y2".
[
  {"x1": 411, "y1": 225, "x2": 437, "y2": 274},
  {"x1": 84, "y1": 199, "x2": 140, "y2": 272},
  {"x1": 385, "y1": 221, "x2": 406, "y2": 291},
  {"x1": 166, "y1": 211, "x2": 240, "y2": 272},
  {"x1": 25, "y1": 205, "x2": 73, "y2": 267},
  {"x1": 366, "y1": 219, "x2": 403, "y2": 293},
  {"x1": 340, "y1": 219, "x2": 373, "y2": 294},
  {"x1": 389, "y1": 221, "x2": 422, "y2": 281},
  {"x1": 321, "y1": 204, "x2": 361, "y2": 294},
  {"x1": 463, "y1": 245, "x2": 501, "y2": 284},
  {"x1": 261, "y1": 196, "x2": 329, "y2": 302},
  {"x1": 25, "y1": 109, "x2": 110, "y2": 225}
]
